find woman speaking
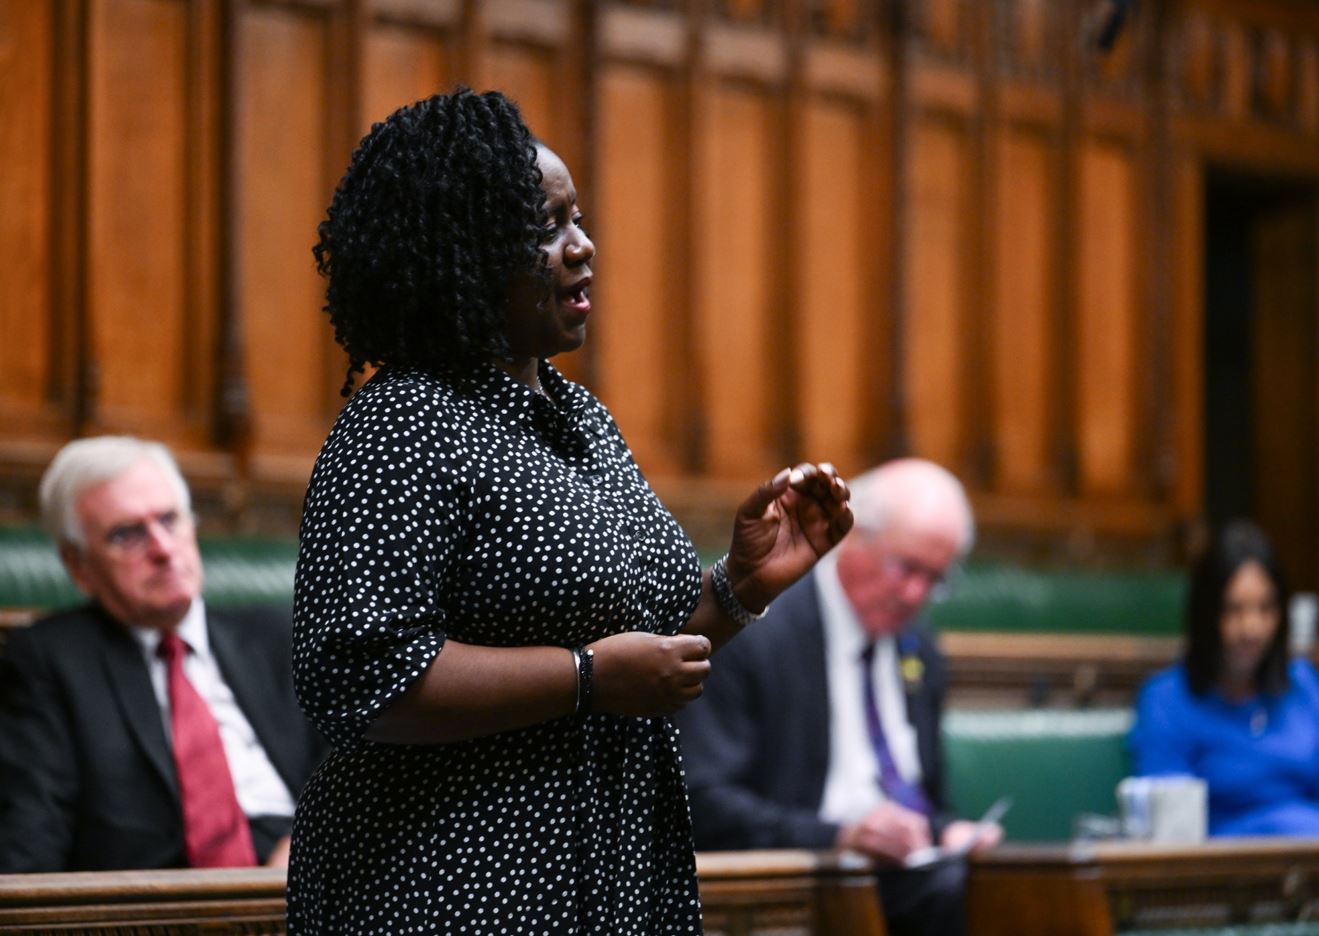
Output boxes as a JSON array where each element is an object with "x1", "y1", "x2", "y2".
[{"x1": 287, "y1": 88, "x2": 852, "y2": 933}]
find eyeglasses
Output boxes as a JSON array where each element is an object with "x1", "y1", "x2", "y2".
[
  {"x1": 100, "y1": 509, "x2": 192, "y2": 556},
  {"x1": 879, "y1": 555, "x2": 962, "y2": 605}
]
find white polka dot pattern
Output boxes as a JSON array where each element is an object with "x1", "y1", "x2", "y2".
[{"x1": 287, "y1": 363, "x2": 705, "y2": 933}]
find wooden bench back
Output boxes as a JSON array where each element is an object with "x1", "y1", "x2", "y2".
[{"x1": 0, "y1": 851, "x2": 887, "y2": 935}]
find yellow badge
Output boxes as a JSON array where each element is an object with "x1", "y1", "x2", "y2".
[{"x1": 900, "y1": 655, "x2": 924, "y2": 687}]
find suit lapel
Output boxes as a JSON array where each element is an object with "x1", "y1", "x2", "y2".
[
  {"x1": 99, "y1": 614, "x2": 178, "y2": 799},
  {"x1": 209, "y1": 611, "x2": 297, "y2": 791}
]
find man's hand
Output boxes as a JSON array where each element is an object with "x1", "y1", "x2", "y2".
[
  {"x1": 939, "y1": 819, "x2": 1004, "y2": 855},
  {"x1": 835, "y1": 801, "x2": 932, "y2": 864},
  {"x1": 264, "y1": 835, "x2": 292, "y2": 868}
]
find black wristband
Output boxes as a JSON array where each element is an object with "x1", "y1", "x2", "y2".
[{"x1": 575, "y1": 646, "x2": 594, "y2": 715}]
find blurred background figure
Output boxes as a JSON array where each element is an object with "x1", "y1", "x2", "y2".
[
  {"x1": 0, "y1": 436, "x2": 325, "y2": 872},
  {"x1": 677, "y1": 458, "x2": 1002, "y2": 936},
  {"x1": 1129, "y1": 519, "x2": 1319, "y2": 836}
]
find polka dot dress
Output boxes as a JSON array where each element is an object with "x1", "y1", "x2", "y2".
[{"x1": 287, "y1": 363, "x2": 705, "y2": 934}]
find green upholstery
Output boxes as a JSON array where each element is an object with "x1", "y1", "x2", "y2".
[
  {"x1": 942, "y1": 707, "x2": 1133, "y2": 842},
  {"x1": 0, "y1": 526, "x2": 297, "y2": 611},
  {"x1": 929, "y1": 561, "x2": 1185, "y2": 636}
]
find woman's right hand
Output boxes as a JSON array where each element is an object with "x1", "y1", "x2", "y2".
[{"x1": 588, "y1": 632, "x2": 713, "y2": 717}]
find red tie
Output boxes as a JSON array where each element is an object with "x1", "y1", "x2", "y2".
[{"x1": 157, "y1": 632, "x2": 257, "y2": 867}]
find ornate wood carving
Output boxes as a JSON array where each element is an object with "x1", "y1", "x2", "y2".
[{"x1": 1170, "y1": 3, "x2": 1319, "y2": 135}]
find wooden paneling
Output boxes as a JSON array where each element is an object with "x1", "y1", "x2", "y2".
[
  {"x1": 479, "y1": 0, "x2": 589, "y2": 385},
  {"x1": 990, "y1": 126, "x2": 1058, "y2": 494},
  {"x1": 695, "y1": 83, "x2": 780, "y2": 480},
  {"x1": 235, "y1": 3, "x2": 339, "y2": 474},
  {"x1": 85, "y1": 0, "x2": 192, "y2": 439},
  {"x1": 595, "y1": 65, "x2": 684, "y2": 476},
  {"x1": 0, "y1": 1, "x2": 57, "y2": 433},
  {"x1": 5, "y1": 0, "x2": 1319, "y2": 559},
  {"x1": 1075, "y1": 140, "x2": 1138, "y2": 496},
  {"x1": 904, "y1": 116, "x2": 971, "y2": 471},
  {"x1": 797, "y1": 97, "x2": 866, "y2": 472},
  {"x1": 362, "y1": 21, "x2": 450, "y2": 134}
]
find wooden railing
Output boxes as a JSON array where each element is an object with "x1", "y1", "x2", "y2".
[
  {"x1": 0, "y1": 851, "x2": 887, "y2": 936},
  {"x1": 968, "y1": 838, "x2": 1319, "y2": 936},
  {"x1": 942, "y1": 632, "x2": 1181, "y2": 708},
  {"x1": 0, "y1": 868, "x2": 287, "y2": 934}
]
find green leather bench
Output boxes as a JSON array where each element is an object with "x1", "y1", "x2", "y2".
[
  {"x1": 943, "y1": 707, "x2": 1134, "y2": 842},
  {"x1": 930, "y1": 560, "x2": 1185, "y2": 637},
  {"x1": 0, "y1": 526, "x2": 297, "y2": 613}
]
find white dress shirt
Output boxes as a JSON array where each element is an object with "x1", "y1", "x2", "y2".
[
  {"x1": 131, "y1": 599, "x2": 296, "y2": 819},
  {"x1": 815, "y1": 553, "x2": 924, "y2": 826}
]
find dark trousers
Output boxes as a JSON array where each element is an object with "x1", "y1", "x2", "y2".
[{"x1": 877, "y1": 858, "x2": 968, "y2": 936}]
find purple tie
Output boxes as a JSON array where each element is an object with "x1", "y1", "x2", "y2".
[{"x1": 860, "y1": 641, "x2": 931, "y2": 816}]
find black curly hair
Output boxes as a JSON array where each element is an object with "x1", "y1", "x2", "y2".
[{"x1": 313, "y1": 88, "x2": 549, "y2": 394}]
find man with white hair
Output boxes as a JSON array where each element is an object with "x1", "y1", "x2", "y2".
[
  {"x1": 676, "y1": 458, "x2": 1002, "y2": 936},
  {"x1": 0, "y1": 436, "x2": 324, "y2": 872}
]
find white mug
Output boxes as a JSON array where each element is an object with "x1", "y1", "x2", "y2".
[{"x1": 1117, "y1": 775, "x2": 1207, "y2": 843}]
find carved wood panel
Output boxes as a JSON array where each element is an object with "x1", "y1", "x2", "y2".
[
  {"x1": 595, "y1": 65, "x2": 689, "y2": 477},
  {"x1": 3, "y1": 0, "x2": 1319, "y2": 557},
  {"x1": 903, "y1": 116, "x2": 972, "y2": 472},
  {"x1": 1075, "y1": 140, "x2": 1139, "y2": 497},
  {"x1": 0, "y1": 1, "x2": 64, "y2": 439},
  {"x1": 990, "y1": 125, "x2": 1060, "y2": 495},
  {"x1": 694, "y1": 83, "x2": 784, "y2": 479},
  {"x1": 234, "y1": 2, "x2": 342, "y2": 481},
  {"x1": 85, "y1": 0, "x2": 213, "y2": 445}
]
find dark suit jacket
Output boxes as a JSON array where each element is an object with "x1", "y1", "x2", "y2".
[
  {"x1": 674, "y1": 570, "x2": 952, "y2": 850},
  {"x1": 0, "y1": 604, "x2": 327, "y2": 872}
]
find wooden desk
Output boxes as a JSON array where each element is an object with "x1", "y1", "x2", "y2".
[
  {"x1": 0, "y1": 851, "x2": 886, "y2": 935},
  {"x1": 968, "y1": 839, "x2": 1319, "y2": 936},
  {"x1": 697, "y1": 850, "x2": 887, "y2": 936}
]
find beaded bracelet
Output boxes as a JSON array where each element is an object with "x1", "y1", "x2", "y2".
[{"x1": 711, "y1": 554, "x2": 770, "y2": 627}]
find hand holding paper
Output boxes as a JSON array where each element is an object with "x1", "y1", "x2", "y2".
[{"x1": 903, "y1": 796, "x2": 1011, "y2": 869}]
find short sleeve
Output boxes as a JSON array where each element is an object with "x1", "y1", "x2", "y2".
[{"x1": 292, "y1": 375, "x2": 470, "y2": 747}]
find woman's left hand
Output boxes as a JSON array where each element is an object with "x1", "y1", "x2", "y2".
[{"x1": 724, "y1": 462, "x2": 853, "y2": 613}]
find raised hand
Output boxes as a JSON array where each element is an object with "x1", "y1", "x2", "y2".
[
  {"x1": 724, "y1": 462, "x2": 853, "y2": 613},
  {"x1": 588, "y1": 631, "x2": 713, "y2": 717}
]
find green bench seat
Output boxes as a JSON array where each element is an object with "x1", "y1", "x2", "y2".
[
  {"x1": 0, "y1": 526, "x2": 297, "y2": 612},
  {"x1": 943, "y1": 707, "x2": 1134, "y2": 842},
  {"x1": 930, "y1": 560, "x2": 1184, "y2": 636}
]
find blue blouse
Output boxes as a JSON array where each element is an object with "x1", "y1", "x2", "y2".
[{"x1": 1129, "y1": 659, "x2": 1319, "y2": 836}]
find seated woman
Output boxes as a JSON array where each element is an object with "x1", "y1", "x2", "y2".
[{"x1": 1130, "y1": 520, "x2": 1319, "y2": 836}]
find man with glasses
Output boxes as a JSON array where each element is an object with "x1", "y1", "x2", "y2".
[
  {"x1": 676, "y1": 459, "x2": 1001, "y2": 936},
  {"x1": 0, "y1": 436, "x2": 324, "y2": 872}
]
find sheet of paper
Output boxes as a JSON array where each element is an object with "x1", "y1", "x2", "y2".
[{"x1": 902, "y1": 796, "x2": 1013, "y2": 869}]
